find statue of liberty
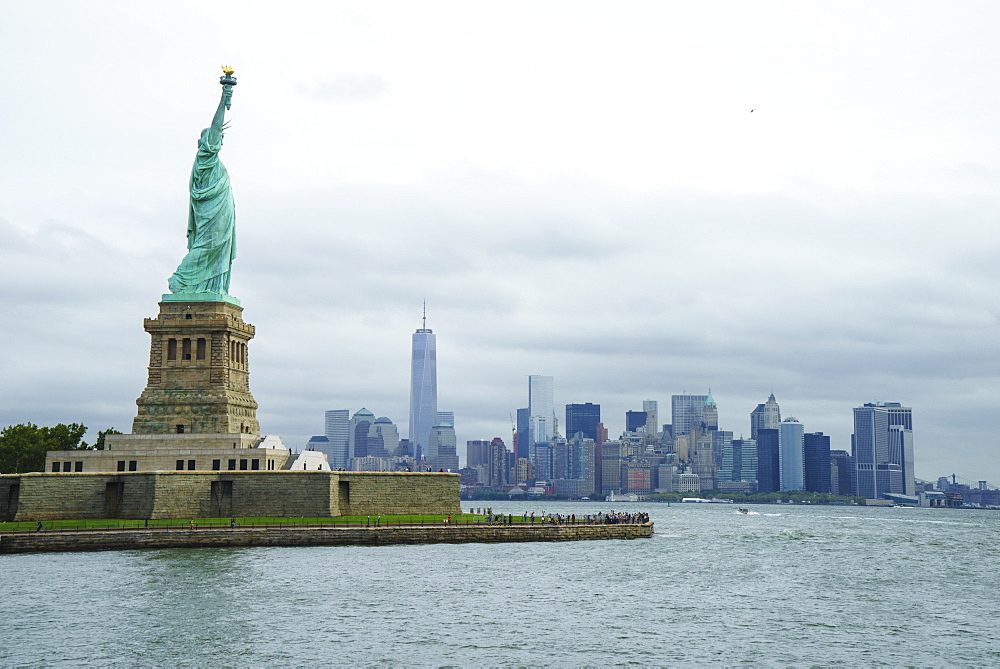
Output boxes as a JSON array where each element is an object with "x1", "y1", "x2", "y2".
[{"x1": 166, "y1": 67, "x2": 239, "y2": 303}]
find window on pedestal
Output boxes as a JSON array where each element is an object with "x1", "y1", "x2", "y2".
[
  {"x1": 197, "y1": 338, "x2": 207, "y2": 360},
  {"x1": 182, "y1": 338, "x2": 192, "y2": 361},
  {"x1": 167, "y1": 338, "x2": 177, "y2": 361}
]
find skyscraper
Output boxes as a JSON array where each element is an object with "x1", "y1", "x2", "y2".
[
  {"x1": 625, "y1": 410, "x2": 647, "y2": 433},
  {"x1": 408, "y1": 308, "x2": 437, "y2": 461},
  {"x1": 566, "y1": 403, "x2": 601, "y2": 440},
  {"x1": 515, "y1": 407, "x2": 530, "y2": 460},
  {"x1": 721, "y1": 437, "x2": 757, "y2": 484},
  {"x1": 829, "y1": 449, "x2": 854, "y2": 496},
  {"x1": 756, "y1": 428, "x2": 780, "y2": 493},
  {"x1": 671, "y1": 393, "x2": 708, "y2": 437},
  {"x1": 324, "y1": 409, "x2": 350, "y2": 469},
  {"x1": 750, "y1": 393, "x2": 781, "y2": 439},
  {"x1": 779, "y1": 417, "x2": 804, "y2": 491},
  {"x1": 349, "y1": 408, "x2": 375, "y2": 460},
  {"x1": 427, "y1": 422, "x2": 458, "y2": 471},
  {"x1": 803, "y1": 432, "x2": 832, "y2": 493},
  {"x1": 642, "y1": 400, "x2": 659, "y2": 437},
  {"x1": 367, "y1": 416, "x2": 399, "y2": 458},
  {"x1": 701, "y1": 390, "x2": 718, "y2": 430},
  {"x1": 852, "y1": 402, "x2": 914, "y2": 498},
  {"x1": 528, "y1": 375, "x2": 554, "y2": 449}
]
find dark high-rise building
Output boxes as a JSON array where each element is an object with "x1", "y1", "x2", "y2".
[
  {"x1": 803, "y1": 432, "x2": 832, "y2": 493},
  {"x1": 566, "y1": 402, "x2": 601, "y2": 440},
  {"x1": 625, "y1": 410, "x2": 647, "y2": 433},
  {"x1": 830, "y1": 449, "x2": 854, "y2": 496},
  {"x1": 515, "y1": 408, "x2": 530, "y2": 460},
  {"x1": 756, "y1": 428, "x2": 780, "y2": 493}
]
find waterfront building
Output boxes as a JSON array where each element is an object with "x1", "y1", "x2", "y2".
[
  {"x1": 408, "y1": 310, "x2": 437, "y2": 461},
  {"x1": 565, "y1": 402, "x2": 601, "y2": 440},
  {"x1": 623, "y1": 461, "x2": 654, "y2": 496},
  {"x1": 779, "y1": 418, "x2": 804, "y2": 491},
  {"x1": 528, "y1": 375, "x2": 555, "y2": 449},
  {"x1": 673, "y1": 471, "x2": 701, "y2": 492},
  {"x1": 511, "y1": 457, "x2": 533, "y2": 485},
  {"x1": 722, "y1": 437, "x2": 757, "y2": 486},
  {"x1": 750, "y1": 393, "x2": 781, "y2": 439},
  {"x1": 852, "y1": 402, "x2": 914, "y2": 498},
  {"x1": 803, "y1": 432, "x2": 832, "y2": 493},
  {"x1": 324, "y1": 409, "x2": 350, "y2": 469},
  {"x1": 755, "y1": 428, "x2": 780, "y2": 492}
]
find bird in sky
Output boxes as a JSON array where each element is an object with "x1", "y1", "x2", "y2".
[{"x1": 751, "y1": 109, "x2": 755, "y2": 112}]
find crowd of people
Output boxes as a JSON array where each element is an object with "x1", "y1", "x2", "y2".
[{"x1": 468, "y1": 508, "x2": 650, "y2": 525}]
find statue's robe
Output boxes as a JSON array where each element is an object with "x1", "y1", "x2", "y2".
[{"x1": 168, "y1": 126, "x2": 236, "y2": 295}]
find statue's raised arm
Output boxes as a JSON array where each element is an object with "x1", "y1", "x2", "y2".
[{"x1": 165, "y1": 68, "x2": 240, "y2": 304}]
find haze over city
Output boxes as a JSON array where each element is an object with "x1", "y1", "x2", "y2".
[{"x1": 1, "y1": 1, "x2": 997, "y2": 483}]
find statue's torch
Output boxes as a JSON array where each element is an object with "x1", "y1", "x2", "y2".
[{"x1": 220, "y1": 66, "x2": 237, "y2": 109}]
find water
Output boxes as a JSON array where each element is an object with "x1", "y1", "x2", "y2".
[{"x1": 2, "y1": 502, "x2": 998, "y2": 666}]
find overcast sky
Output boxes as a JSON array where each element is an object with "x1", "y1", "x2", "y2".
[{"x1": 2, "y1": 1, "x2": 997, "y2": 483}]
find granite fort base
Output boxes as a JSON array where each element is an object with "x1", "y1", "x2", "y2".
[{"x1": 0, "y1": 471, "x2": 460, "y2": 522}]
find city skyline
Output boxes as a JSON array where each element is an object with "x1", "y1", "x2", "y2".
[{"x1": 0, "y1": 3, "x2": 997, "y2": 484}]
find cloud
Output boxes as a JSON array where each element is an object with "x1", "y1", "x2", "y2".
[{"x1": 301, "y1": 74, "x2": 385, "y2": 102}]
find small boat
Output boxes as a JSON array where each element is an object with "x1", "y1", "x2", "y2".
[{"x1": 738, "y1": 508, "x2": 750, "y2": 514}]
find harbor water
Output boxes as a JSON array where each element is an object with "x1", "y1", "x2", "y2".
[{"x1": 2, "y1": 502, "x2": 997, "y2": 665}]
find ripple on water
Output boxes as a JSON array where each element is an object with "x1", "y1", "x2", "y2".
[{"x1": 1, "y1": 504, "x2": 998, "y2": 665}]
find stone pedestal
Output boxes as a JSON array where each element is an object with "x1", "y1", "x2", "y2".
[{"x1": 132, "y1": 301, "x2": 259, "y2": 437}]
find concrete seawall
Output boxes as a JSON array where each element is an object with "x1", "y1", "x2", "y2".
[{"x1": 0, "y1": 523, "x2": 653, "y2": 554}]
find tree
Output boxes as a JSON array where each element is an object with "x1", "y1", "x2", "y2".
[
  {"x1": 0, "y1": 423, "x2": 88, "y2": 473},
  {"x1": 94, "y1": 428, "x2": 123, "y2": 451}
]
